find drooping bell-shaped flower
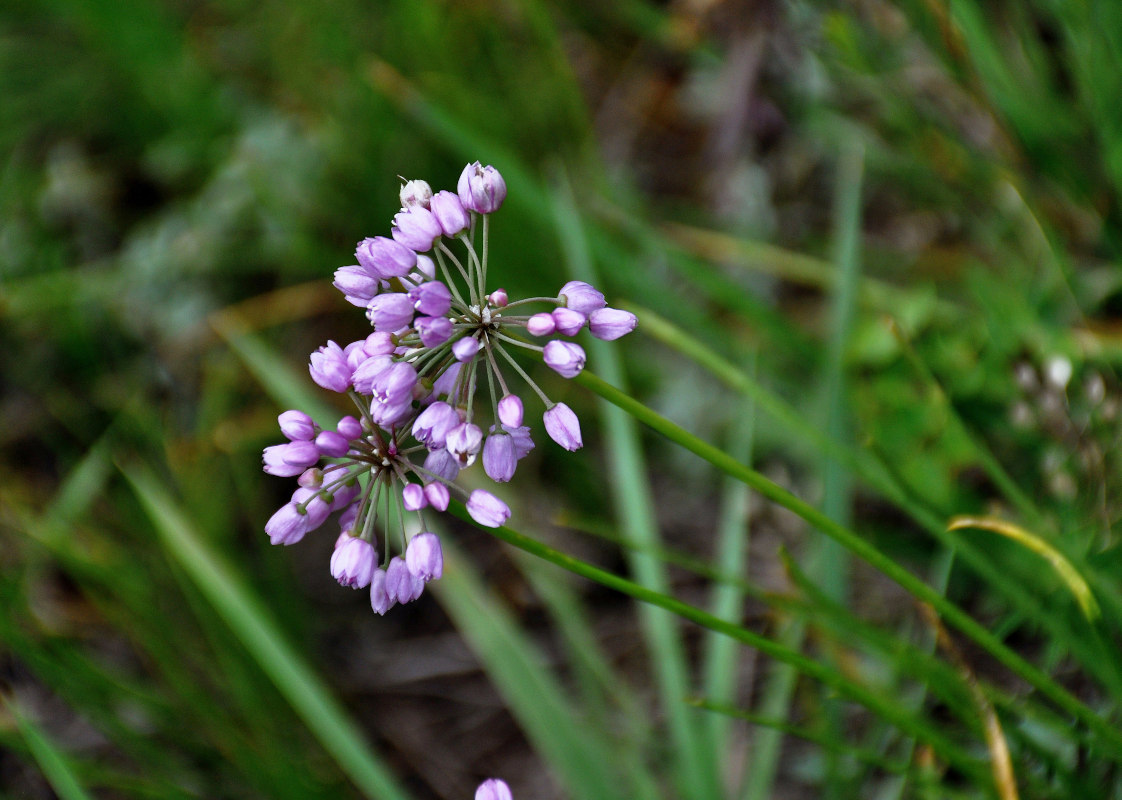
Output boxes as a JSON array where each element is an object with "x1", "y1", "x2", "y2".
[
  {"x1": 412, "y1": 401, "x2": 460, "y2": 450},
  {"x1": 482, "y1": 430, "x2": 517, "y2": 482},
  {"x1": 309, "y1": 340, "x2": 352, "y2": 392},
  {"x1": 589, "y1": 307, "x2": 638, "y2": 341},
  {"x1": 330, "y1": 536, "x2": 377, "y2": 589},
  {"x1": 366, "y1": 292, "x2": 416, "y2": 332},
  {"x1": 466, "y1": 489, "x2": 510, "y2": 528},
  {"x1": 558, "y1": 280, "x2": 606, "y2": 315},
  {"x1": 543, "y1": 340, "x2": 586, "y2": 378},
  {"x1": 429, "y1": 190, "x2": 469, "y2": 236},
  {"x1": 391, "y1": 206, "x2": 442, "y2": 252},
  {"x1": 405, "y1": 532, "x2": 443, "y2": 582},
  {"x1": 551, "y1": 307, "x2": 586, "y2": 336},
  {"x1": 356, "y1": 236, "x2": 417, "y2": 279},
  {"x1": 497, "y1": 394, "x2": 523, "y2": 427},
  {"x1": 278, "y1": 410, "x2": 316, "y2": 441},
  {"x1": 446, "y1": 422, "x2": 483, "y2": 467},
  {"x1": 475, "y1": 778, "x2": 513, "y2": 800},
  {"x1": 370, "y1": 569, "x2": 394, "y2": 615},
  {"x1": 408, "y1": 280, "x2": 452, "y2": 317},
  {"x1": 544, "y1": 403, "x2": 582, "y2": 451}
]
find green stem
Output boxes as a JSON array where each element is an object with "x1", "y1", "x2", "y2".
[{"x1": 570, "y1": 368, "x2": 1122, "y2": 757}]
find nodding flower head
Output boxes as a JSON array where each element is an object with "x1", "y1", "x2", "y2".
[{"x1": 264, "y1": 160, "x2": 635, "y2": 615}]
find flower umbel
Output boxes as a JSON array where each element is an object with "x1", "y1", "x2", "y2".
[{"x1": 262, "y1": 162, "x2": 635, "y2": 614}]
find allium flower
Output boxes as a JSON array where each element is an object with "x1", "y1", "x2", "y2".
[
  {"x1": 466, "y1": 489, "x2": 510, "y2": 528},
  {"x1": 551, "y1": 307, "x2": 586, "y2": 336},
  {"x1": 482, "y1": 430, "x2": 517, "y2": 482},
  {"x1": 475, "y1": 779, "x2": 513, "y2": 800},
  {"x1": 543, "y1": 340, "x2": 586, "y2": 378},
  {"x1": 544, "y1": 403, "x2": 582, "y2": 451},
  {"x1": 429, "y1": 190, "x2": 469, "y2": 236},
  {"x1": 263, "y1": 160, "x2": 635, "y2": 615},
  {"x1": 497, "y1": 394, "x2": 523, "y2": 427},
  {"x1": 559, "y1": 280, "x2": 606, "y2": 315},
  {"x1": 309, "y1": 341, "x2": 352, "y2": 392},
  {"x1": 391, "y1": 206, "x2": 442, "y2": 252},
  {"x1": 399, "y1": 179, "x2": 432, "y2": 210},
  {"x1": 589, "y1": 307, "x2": 638, "y2": 341},
  {"x1": 370, "y1": 570, "x2": 394, "y2": 615},
  {"x1": 331, "y1": 536, "x2": 377, "y2": 589},
  {"x1": 356, "y1": 236, "x2": 416, "y2": 279},
  {"x1": 457, "y1": 161, "x2": 507, "y2": 213},
  {"x1": 405, "y1": 532, "x2": 443, "y2": 581}
]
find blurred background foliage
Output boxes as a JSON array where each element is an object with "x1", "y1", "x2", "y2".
[{"x1": 4, "y1": 0, "x2": 1122, "y2": 797}]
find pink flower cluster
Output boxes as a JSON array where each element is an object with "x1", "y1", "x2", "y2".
[{"x1": 263, "y1": 162, "x2": 635, "y2": 615}]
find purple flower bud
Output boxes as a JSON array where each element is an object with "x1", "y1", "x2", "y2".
[
  {"x1": 298, "y1": 467, "x2": 323, "y2": 488},
  {"x1": 330, "y1": 536, "x2": 377, "y2": 589},
  {"x1": 446, "y1": 422, "x2": 483, "y2": 467},
  {"x1": 263, "y1": 441, "x2": 320, "y2": 477},
  {"x1": 366, "y1": 292, "x2": 415, "y2": 332},
  {"x1": 329, "y1": 481, "x2": 360, "y2": 512},
  {"x1": 391, "y1": 206, "x2": 442, "y2": 252},
  {"x1": 504, "y1": 424, "x2": 535, "y2": 459},
  {"x1": 423, "y1": 448, "x2": 461, "y2": 482},
  {"x1": 265, "y1": 502, "x2": 308, "y2": 546},
  {"x1": 350, "y1": 354, "x2": 392, "y2": 395},
  {"x1": 427, "y1": 361, "x2": 462, "y2": 401},
  {"x1": 466, "y1": 489, "x2": 510, "y2": 528},
  {"x1": 558, "y1": 280, "x2": 606, "y2": 315},
  {"x1": 415, "y1": 254, "x2": 436, "y2": 279},
  {"x1": 336, "y1": 415, "x2": 362, "y2": 440},
  {"x1": 526, "y1": 313, "x2": 556, "y2": 337},
  {"x1": 457, "y1": 161, "x2": 507, "y2": 214},
  {"x1": 338, "y1": 501, "x2": 359, "y2": 534},
  {"x1": 551, "y1": 307, "x2": 587, "y2": 336},
  {"x1": 543, "y1": 340, "x2": 586, "y2": 378},
  {"x1": 423, "y1": 482, "x2": 450, "y2": 511},
  {"x1": 402, "y1": 483, "x2": 427, "y2": 511},
  {"x1": 452, "y1": 337, "x2": 480, "y2": 362},
  {"x1": 278, "y1": 410, "x2": 316, "y2": 441},
  {"x1": 412, "y1": 401, "x2": 460, "y2": 449},
  {"x1": 361, "y1": 331, "x2": 397, "y2": 357},
  {"x1": 416, "y1": 315, "x2": 453, "y2": 347},
  {"x1": 544, "y1": 403, "x2": 582, "y2": 451},
  {"x1": 356, "y1": 236, "x2": 417, "y2": 279},
  {"x1": 370, "y1": 569, "x2": 395, "y2": 615},
  {"x1": 475, "y1": 779, "x2": 513, "y2": 800},
  {"x1": 291, "y1": 486, "x2": 332, "y2": 531},
  {"x1": 405, "y1": 532, "x2": 443, "y2": 581},
  {"x1": 429, "y1": 190, "x2": 469, "y2": 236},
  {"x1": 489, "y1": 288, "x2": 509, "y2": 307},
  {"x1": 482, "y1": 431, "x2": 517, "y2": 482},
  {"x1": 369, "y1": 362, "x2": 419, "y2": 427},
  {"x1": 497, "y1": 394, "x2": 523, "y2": 427},
  {"x1": 399, "y1": 179, "x2": 432, "y2": 210},
  {"x1": 589, "y1": 307, "x2": 637, "y2": 341},
  {"x1": 333, "y1": 265, "x2": 381, "y2": 307},
  {"x1": 386, "y1": 556, "x2": 424, "y2": 603},
  {"x1": 408, "y1": 280, "x2": 452, "y2": 317},
  {"x1": 309, "y1": 340, "x2": 352, "y2": 392},
  {"x1": 315, "y1": 430, "x2": 350, "y2": 458}
]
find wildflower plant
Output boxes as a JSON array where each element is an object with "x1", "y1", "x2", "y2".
[{"x1": 262, "y1": 161, "x2": 636, "y2": 614}]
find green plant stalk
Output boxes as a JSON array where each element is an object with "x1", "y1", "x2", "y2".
[
  {"x1": 549, "y1": 171, "x2": 720, "y2": 799},
  {"x1": 700, "y1": 355, "x2": 756, "y2": 775},
  {"x1": 4, "y1": 697, "x2": 95, "y2": 800},
  {"x1": 444, "y1": 502, "x2": 989, "y2": 785},
  {"x1": 570, "y1": 369, "x2": 1122, "y2": 756},
  {"x1": 124, "y1": 466, "x2": 411, "y2": 800}
]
